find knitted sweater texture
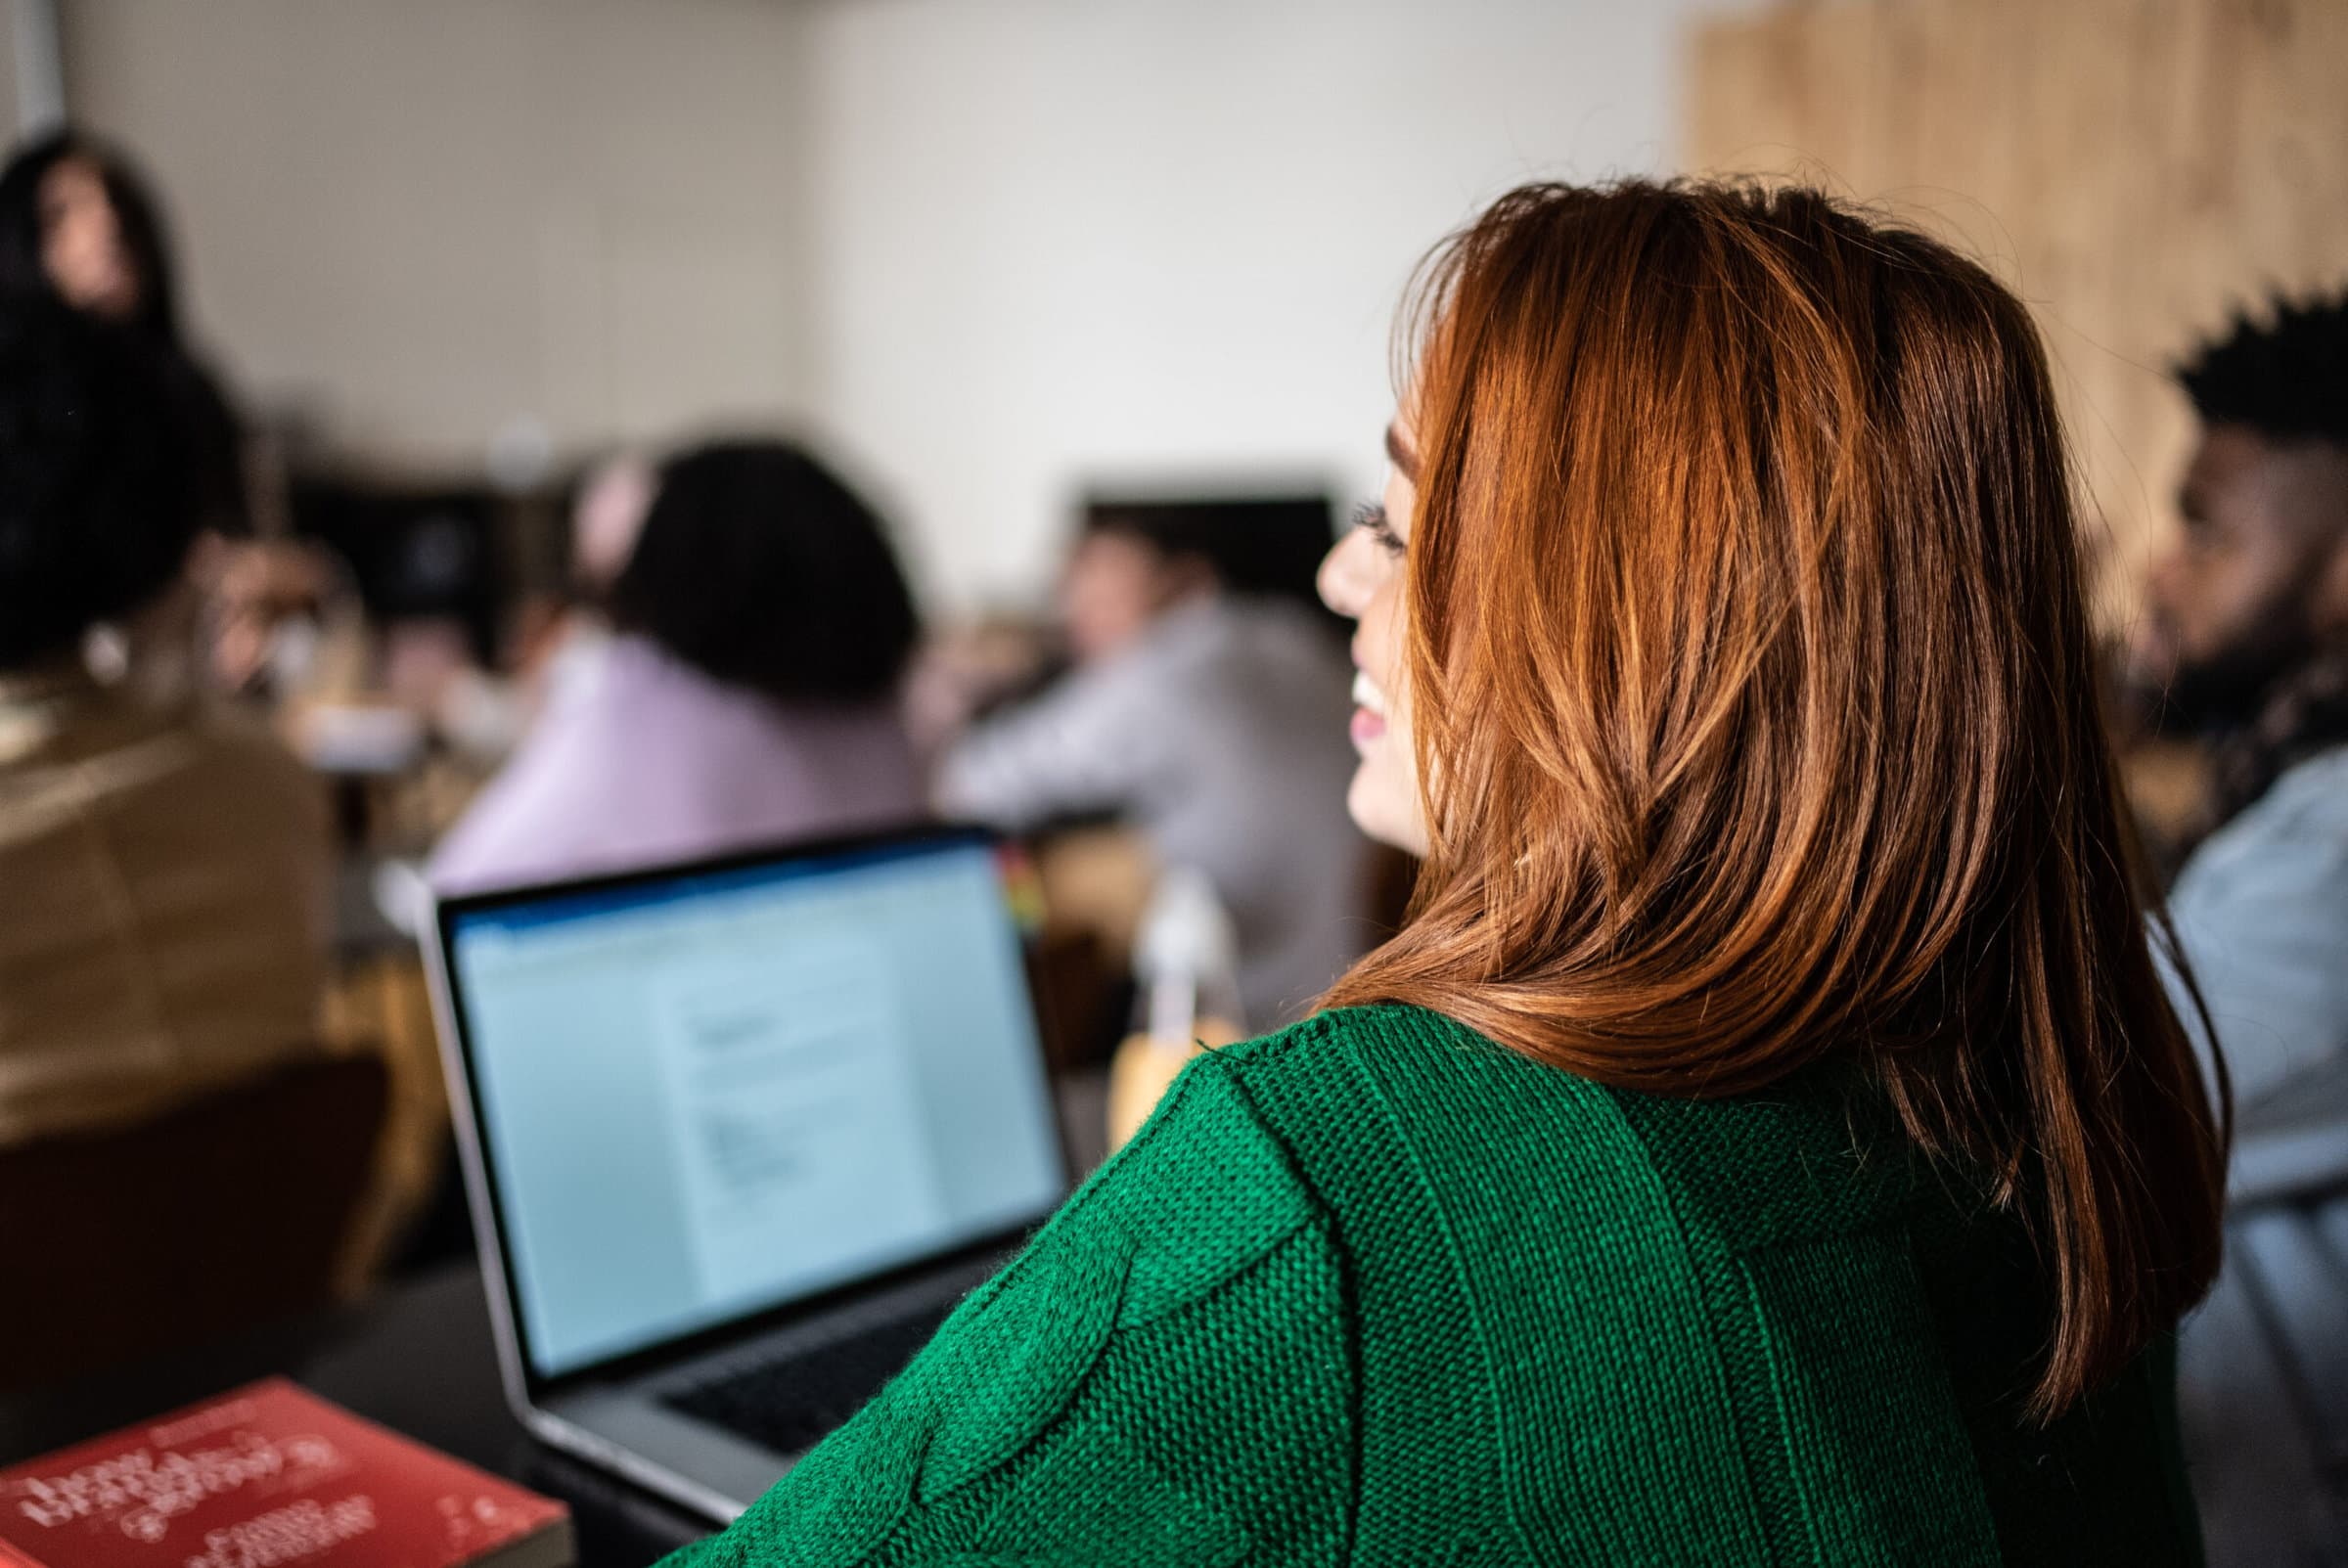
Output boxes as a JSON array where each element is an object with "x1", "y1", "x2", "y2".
[{"x1": 662, "y1": 1004, "x2": 2203, "y2": 1566}]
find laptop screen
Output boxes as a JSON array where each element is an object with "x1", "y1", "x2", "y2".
[{"x1": 442, "y1": 832, "x2": 1066, "y2": 1379}]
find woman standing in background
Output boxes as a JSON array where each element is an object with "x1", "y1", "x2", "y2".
[
  {"x1": 0, "y1": 130, "x2": 346, "y2": 695},
  {"x1": 0, "y1": 131, "x2": 249, "y2": 540}
]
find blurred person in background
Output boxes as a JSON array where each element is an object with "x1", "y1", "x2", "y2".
[
  {"x1": 428, "y1": 440, "x2": 925, "y2": 893},
  {"x1": 0, "y1": 130, "x2": 340, "y2": 694},
  {"x1": 0, "y1": 130, "x2": 248, "y2": 541},
  {"x1": 933, "y1": 498, "x2": 1367, "y2": 1027},
  {"x1": 0, "y1": 301, "x2": 329, "y2": 1146},
  {"x1": 2125, "y1": 291, "x2": 2348, "y2": 1113}
]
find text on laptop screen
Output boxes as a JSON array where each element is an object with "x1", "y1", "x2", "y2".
[{"x1": 446, "y1": 836, "x2": 1064, "y2": 1378}]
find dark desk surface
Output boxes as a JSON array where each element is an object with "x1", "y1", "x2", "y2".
[
  {"x1": 0, "y1": 1263, "x2": 711, "y2": 1568},
  {"x1": 0, "y1": 1072, "x2": 1114, "y2": 1568}
]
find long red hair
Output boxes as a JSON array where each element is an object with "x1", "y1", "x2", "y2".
[{"x1": 1322, "y1": 181, "x2": 2227, "y2": 1419}]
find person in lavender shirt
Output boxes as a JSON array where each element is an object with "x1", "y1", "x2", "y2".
[{"x1": 429, "y1": 440, "x2": 926, "y2": 894}]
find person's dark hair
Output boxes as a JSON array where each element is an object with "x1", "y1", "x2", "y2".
[
  {"x1": 0, "y1": 131, "x2": 248, "y2": 534},
  {"x1": 0, "y1": 300, "x2": 200, "y2": 667},
  {"x1": 0, "y1": 130, "x2": 186, "y2": 343},
  {"x1": 607, "y1": 440, "x2": 920, "y2": 706},
  {"x1": 2176, "y1": 289, "x2": 2348, "y2": 448},
  {"x1": 1082, "y1": 493, "x2": 1340, "y2": 625}
]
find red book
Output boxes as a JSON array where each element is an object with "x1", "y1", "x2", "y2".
[{"x1": 0, "y1": 1380, "x2": 572, "y2": 1568}]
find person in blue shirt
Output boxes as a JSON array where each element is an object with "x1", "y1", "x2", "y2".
[{"x1": 2127, "y1": 291, "x2": 2348, "y2": 1115}]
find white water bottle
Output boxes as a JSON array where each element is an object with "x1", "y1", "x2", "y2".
[{"x1": 1107, "y1": 867, "x2": 1245, "y2": 1148}]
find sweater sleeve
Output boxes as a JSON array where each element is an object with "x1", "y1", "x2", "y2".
[{"x1": 657, "y1": 1055, "x2": 1354, "y2": 1568}]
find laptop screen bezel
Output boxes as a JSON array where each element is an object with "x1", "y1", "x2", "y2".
[{"x1": 428, "y1": 821, "x2": 1076, "y2": 1399}]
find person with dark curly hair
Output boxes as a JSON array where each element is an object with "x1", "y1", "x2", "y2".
[
  {"x1": 2127, "y1": 291, "x2": 2348, "y2": 1112},
  {"x1": 428, "y1": 440, "x2": 926, "y2": 894},
  {"x1": 0, "y1": 301, "x2": 328, "y2": 1146}
]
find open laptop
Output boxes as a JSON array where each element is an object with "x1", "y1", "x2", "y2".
[{"x1": 422, "y1": 825, "x2": 1070, "y2": 1521}]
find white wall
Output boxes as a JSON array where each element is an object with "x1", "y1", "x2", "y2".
[
  {"x1": 798, "y1": 0, "x2": 1725, "y2": 608},
  {"x1": 53, "y1": 0, "x2": 1731, "y2": 605},
  {"x1": 61, "y1": 0, "x2": 811, "y2": 474},
  {"x1": 3, "y1": 2, "x2": 35, "y2": 141}
]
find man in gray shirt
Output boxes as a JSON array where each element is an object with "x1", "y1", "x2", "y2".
[
  {"x1": 2129, "y1": 294, "x2": 2348, "y2": 1568},
  {"x1": 936, "y1": 498, "x2": 1371, "y2": 1029},
  {"x1": 2129, "y1": 292, "x2": 2348, "y2": 1115}
]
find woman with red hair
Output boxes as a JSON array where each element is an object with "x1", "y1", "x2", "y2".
[{"x1": 666, "y1": 181, "x2": 2226, "y2": 1566}]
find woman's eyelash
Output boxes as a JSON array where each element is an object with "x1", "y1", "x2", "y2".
[{"x1": 1350, "y1": 501, "x2": 1406, "y2": 557}]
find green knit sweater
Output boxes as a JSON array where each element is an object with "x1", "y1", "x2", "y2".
[{"x1": 662, "y1": 1004, "x2": 2203, "y2": 1566}]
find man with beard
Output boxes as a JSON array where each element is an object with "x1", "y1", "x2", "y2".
[{"x1": 2130, "y1": 291, "x2": 2348, "y2": 1113}]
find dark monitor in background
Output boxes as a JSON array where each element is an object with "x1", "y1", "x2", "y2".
[
  {"x1": 1078, "y1": 490, "x2": 1339, "y2": 628},
  {"x1": 290, "y1": 476, "x2": 506, "y2": 663}
]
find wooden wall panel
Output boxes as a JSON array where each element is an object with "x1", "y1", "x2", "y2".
[{"x1": 1684, "y1": 0, "x2": 2348, "y2": 617}]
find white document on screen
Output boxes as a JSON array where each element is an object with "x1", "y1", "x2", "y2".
[{"x1": 653, "y1": 932, "x2": 947, "y2": 1308}]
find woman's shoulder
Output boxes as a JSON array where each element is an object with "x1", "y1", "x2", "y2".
[
  {"x1": 1194, "y1": 1006, "x2": 1659, "y2": 1258},
  {"x1": 1213, "y1": 1003, "x2": 1924, "y2": 1257},
  {"x1": 1212, "y1": 1002, "x2": 1639, "y2": 1147}
]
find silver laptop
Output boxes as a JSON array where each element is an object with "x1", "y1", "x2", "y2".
[{"x1": 422, "y1": 825, "x2": 1070, "y2": 1521}]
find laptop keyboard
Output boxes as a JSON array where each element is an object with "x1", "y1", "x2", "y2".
[{"x1": 660, "y1": 1302, "x2": 954, "y2": 1457}]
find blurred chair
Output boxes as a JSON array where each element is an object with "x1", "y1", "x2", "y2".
[
  {"x1": 0, "y1": 1052, "x2": 389, "y2": 1391},
  {"x1": 2178, "y1": 1053, "x2": 2348, "y2": 1565},
  {"x1": 324, "y1": 948, "x2": 461, "y2": 1283}
]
